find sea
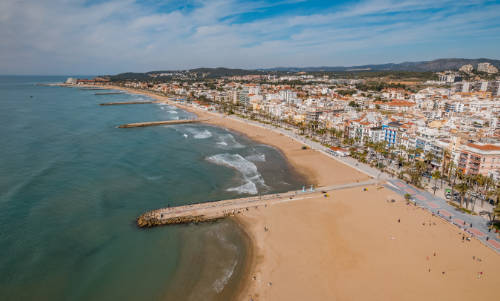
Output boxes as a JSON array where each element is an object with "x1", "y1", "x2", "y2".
[{"x1": 0, "y1": 76, "x2": 305, "y2": 300}]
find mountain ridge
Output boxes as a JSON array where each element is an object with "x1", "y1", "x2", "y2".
[
  {"x1": 262, "y1": 58, "x2": 500, "y2": 72},
  {"x1": 109, "y1": 58, "x2": 500, "y2": 79}
]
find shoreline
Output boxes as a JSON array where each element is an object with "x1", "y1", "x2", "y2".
[
  {"x1": 93, "y1": 84, "x2": 368, "y2": 299},
  {"x1": 89, "y1": 85, "x2": 500, "y2": 300},
  {"x1": 97, "y1": 85, "x2": 370, "y2": 187}
]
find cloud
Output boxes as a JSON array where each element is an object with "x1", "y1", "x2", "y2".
[{"x1": 0, "y1": 0, "x2": 498, "y2": 74}]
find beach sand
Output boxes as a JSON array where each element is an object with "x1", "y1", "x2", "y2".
[
  {"x1": 101, "y1": 86, "x2": 500, "y2": 300},
  {"x1": 237, "y1": 187, "x2": 500, "y2": 301}
]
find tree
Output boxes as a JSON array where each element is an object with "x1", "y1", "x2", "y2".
[
  {"x1": 454, "y1": 182, "x2": 469, "y2": 208},
  {"x1": 494, "y1": 201, "x2": 500, "y2": 222},
  {"x1": 299, "y1": 123, "x2": 306, "y2": 135},
  {"x1": 480, "y1": 176, "x2": 495, "y2": 209},
  {"x1": 328, "y1": 128, "x2": 337, "y2": 144},
  {"x1": 432, "y1": 170, "x2": 441, "y2": 195}
]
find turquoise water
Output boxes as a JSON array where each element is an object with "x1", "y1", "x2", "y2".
[{"x1": 0, "y1": 76, "x2": 304, "y2": 300}]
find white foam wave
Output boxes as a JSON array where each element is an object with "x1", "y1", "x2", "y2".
[
  {"x1": 227, "y1": 181, "x2": 257, "y2": 194},
  {"x1": 186, "y1": 128, "x2": 212, "y2": 139},
  {"x1": 168, "y1": 110, "x2": 178, "y2": 114},
  {"x1": 212, "y1": 227, "x2": 238, "y2": 293},
  {"x1": 206, "y1": 153, "x2": 266, "y2": 195},
  {"x1": 183, "y1": 134, "x2": 188, "y2": 138},
  {"x1": 215, "y1": 134, "x2": 244, "y2": 149},
  {"x1": 246, "y1": 153, "x2": 266, "y2": 162},
  {"x1": 212, "y1": 260, "x2": 237, "y2": 293}
]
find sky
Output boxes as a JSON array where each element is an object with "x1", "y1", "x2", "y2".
[{"x1": 0, "y1": 0, "x2": 499, "y2": 75}]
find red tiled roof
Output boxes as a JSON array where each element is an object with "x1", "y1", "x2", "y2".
[{"x1": 467, "y1": 143, "x2": 500, "y2": 151}]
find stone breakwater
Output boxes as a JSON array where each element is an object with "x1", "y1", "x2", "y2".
[
  {"x1": 118, "y1": 119, "x2": 205, "y2": 128},
  {"x1": 99, "y1": 101, "x2": 160, "y2": 106},
  {"x1": 136, "y1": 212, "x2": 227, "y2": 227},
  {"x1": 136, "y1": 180, "x2": 378, "y2": 228}
]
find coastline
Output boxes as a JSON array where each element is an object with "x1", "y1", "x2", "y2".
[
  {"x1": 97, "y1": 85, "x2": 370, "y2": 187},
  {"x1": 93, "y1": 85, "x2": 500, "y2": 300}
]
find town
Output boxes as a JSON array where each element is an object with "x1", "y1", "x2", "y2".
[{"x1": 70, "y1": 61, "x2": 500, "y2": 226}]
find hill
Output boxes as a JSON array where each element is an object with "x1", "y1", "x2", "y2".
[{"x1": 266, "y1": 58, "x2": 500, "y2": 72}]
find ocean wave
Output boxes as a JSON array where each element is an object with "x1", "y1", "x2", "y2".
[
  {"x1": 211, "y1": 225, "x2": 239, "y2": 293},
  {"x1": 245, "y1": 153, "x2": 266, "y2": 162},
  {"x1": 215, "y1": 134, "x2": 244, "y2": 149},
  {"x1": 186, "y1": 128, "x2": 212, "y2": 139},
  {"x1": 212, "y1": 259, "x2": 237, "y2": 293},
  {"x1": 206, "y1": 153, "x2": 266, "y2": 195},
  {"x1": 227, "y1": 181, "x2": 257, "y2": 194}
]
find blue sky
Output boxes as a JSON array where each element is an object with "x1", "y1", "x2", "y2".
[{"x1": 0, "y1": 0, "x2": 499, "y2": 74}]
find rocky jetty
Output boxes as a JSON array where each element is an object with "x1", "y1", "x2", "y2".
[{"x1": 136, "y1": 212, "x2": 226, "y2": 227}]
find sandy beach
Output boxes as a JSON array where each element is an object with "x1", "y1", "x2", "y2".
[
  {"x1": 237, "y1": 187, "x2": 500, "y2": 300},
  {"x1": 102, "y1": 85, "x2": 500, "y2": 300}
]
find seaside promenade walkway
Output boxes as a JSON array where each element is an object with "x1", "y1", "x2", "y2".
[
  {"x1": 137, "y1": 179, "x2": 378, "y2": 227},
  {"x1": 385, "y1": 179, "x2": 500, "y2": 253}
]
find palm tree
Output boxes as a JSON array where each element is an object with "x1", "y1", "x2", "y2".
[
  {"x1": 454, "y1": 182, "x2": 469, "y2": 209},
  {"x1": 493, "y1": 201, "x2": 500, "y2": 223},
  {"x1": 424, "y1": 151, "x2": 434, "y2": 165},
  {"x1": 298, "y1": 122, "x2": 306, "y2": 135},
  {"x1": 336, "y1": 129, "x2": 344, "y2": 139},
  {"x1": 480, "y1": 176, "x2": 495, "y2": 209},
  {"x1": 470, "y1": 174, "x2": 486, "y2": 210},
  {"x1": 328, "y1": 128, "x2": 337, "y2": 144},
  {"x1": 432, "y1": 170, "x2": 441, "y2": 194}
]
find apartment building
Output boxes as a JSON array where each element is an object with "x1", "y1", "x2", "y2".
[{"x1": 457, "y1": 143, "x2": 500, "y2": 177}]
